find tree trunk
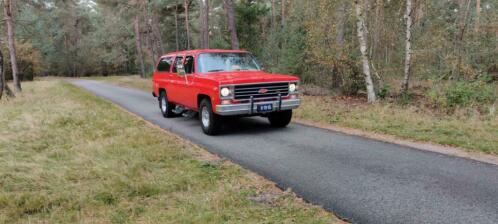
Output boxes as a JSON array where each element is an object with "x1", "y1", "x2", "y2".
[
  {"x1": 281, "y1": 0, "x2": 286, "y2": 28},
  {"x1": 475, "y1": 0, "x2": 480, "y2": 33},
  {"x1": 3, "y1": 0, "x2": 21, "y2": 92},
  {"x1": 453, "y1": 0, "x2": 472, "y2": 79},
  {"x1": 185, "y1": 0, "x2": 191, "y2": 50},
  {"x1": 372, "y1": 0, "x2": 384, "y2": 60},
  {"x1": 134, "y1": 16, "x2": 146, "y2": 78},
  {"x1": 0, "y1": 48, "x2": 4, "y2": 99},
  {"x1": 402, "y1": 0, "x2": 413, "y2": 93},
  {"x1": 354, "y1": 0, "x2": 376, "y2": 103},
  {"x1": 335, "y1": 0, "x2": 347, "y2": 47},
  {"x1": 271, "y1": 0, "x2": 276, "y2": 32},
  {"x1": 175, "y1": 2, "x2": 179, "y2": 51},
  {"x1": 224, "y1": 0, "x2": 239, "y2": 50},
  {"x1": 199, "y1": 0, "x2": 210, "y2": 49}
]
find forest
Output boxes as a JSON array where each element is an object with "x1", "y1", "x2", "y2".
[{"x1": 0, "y1": 0, "x2": 496, "y2": 106}]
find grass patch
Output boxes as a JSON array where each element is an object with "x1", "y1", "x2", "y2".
[
  {"x1": 0, "y1": 80, "x2": 338, "y2": 223},
  {"x1": 93, "y1": 75, "x2": 497, "y2": 155}
]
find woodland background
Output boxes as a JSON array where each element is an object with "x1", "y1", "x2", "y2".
[{"x1": 0, "y1": 0, "x2": 497, "y2": 107}]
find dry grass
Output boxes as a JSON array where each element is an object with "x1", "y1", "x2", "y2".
[
  {"x1": 0, "y1": 80, "x2": 339, "y2": 223},
  {"x1": 92, "y1": 75, "x2": 497, "y2": 155}
]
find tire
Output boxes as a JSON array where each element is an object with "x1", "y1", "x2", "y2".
[
  {"x1": 199, "y1": 98, "x2": 222, "y2": 135},
  {"x1": 158, "y1": 91, "x2": 175, "y2": 118},
  {"x1": 268, "y1": 110, "x2": 293, "y2": 128}
]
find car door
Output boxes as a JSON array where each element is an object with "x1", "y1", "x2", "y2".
[
  {"x1": 169, "y1": 55, "x2": 185, "y2": 104},
  {"x1": 180, "y1": 55, "x2": 197, "y2": 109}
]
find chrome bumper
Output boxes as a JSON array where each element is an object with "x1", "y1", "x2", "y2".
[{"x1": 216, "y1": 98, "x2": 301, "y2": 116}]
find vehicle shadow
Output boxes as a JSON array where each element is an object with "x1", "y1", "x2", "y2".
[{"x1": 217, "y1": 117, "x2": 284, "y2": 136}]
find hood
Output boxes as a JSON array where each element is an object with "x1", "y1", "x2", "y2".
[{"x1": 200, "y1": 71, "x2": 299, "y2": 85}]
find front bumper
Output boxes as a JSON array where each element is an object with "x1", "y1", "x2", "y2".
[{"x1": 216, "y1": 98, "x2": 301, "y2": 116}]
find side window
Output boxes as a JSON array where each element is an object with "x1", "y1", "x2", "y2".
[
  {"x1": 157, "y1": 57, "x2": 172, "y2": 72},
  {"x1": 184, "y1": 56, "x2": 195, "y2": 74},
  {"x1": 172, "y1": 56, "x2": 184, "y2": 73}
]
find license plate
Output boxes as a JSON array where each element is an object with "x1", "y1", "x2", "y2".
[{"x1": 257, "y1": 104, "x2": 273, "y2": 113}]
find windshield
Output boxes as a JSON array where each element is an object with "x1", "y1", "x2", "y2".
[{"x1": 197, "y1": 53, "x2": 262, "y2": 73}]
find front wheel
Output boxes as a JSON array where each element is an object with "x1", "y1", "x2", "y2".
[
  {"x1": 268, "y1": 110, "x2": 293, "y2": 128},
  {"x1": 199, "y1": 99, "x2": 222, "y2": 135}
]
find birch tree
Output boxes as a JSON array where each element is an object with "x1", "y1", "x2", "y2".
[
  {"x1": 354, "y1": 0, "x2": 376, "y2": 103},
  {"x1": 402, "y1": 0, "x2": 414, "y2": 93},
  {"x1": 224, "y1": 0, "x2": 239, "y2": 50},
  {"x1": 3, "y1": 0, "x2": 21, "y2": 92}
]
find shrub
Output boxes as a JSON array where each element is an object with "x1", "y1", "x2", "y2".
[{"x1": 428, "y1": 81, "x2": 496, "y2": 109}]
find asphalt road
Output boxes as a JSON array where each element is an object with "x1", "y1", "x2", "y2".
[{"x1": 71, "y1": 80, "x2": 498, "y2": 224}]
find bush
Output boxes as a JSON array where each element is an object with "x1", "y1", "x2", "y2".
[{"x1": 429, "y1": 81, "x2": 496, "y2": 108}]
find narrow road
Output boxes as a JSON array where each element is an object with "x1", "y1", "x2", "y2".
[{"x1": 71, "y1": 80, "x2": 498, "y2": 224}]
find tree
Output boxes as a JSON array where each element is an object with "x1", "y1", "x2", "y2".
[
  {"x1": 402, "y1": 0, "x2": 414, "y2": 93},
  {"x1": 185, "y1": 0, "x2": 191, "y2": 49},
  {"x1": 135, "y1": 15, "x2": 146, "y2": 78},
  {"x1": 3, "y1": 0, "x2": 21, "y2": 92},
  {"x1": 354, "y1": 0, "x2": 376, "y2": 103},
  {"x1": 224, "y1": 0, "x2": 239, "y2": 50},
  {"x1": 199, "y1": 0, "x2": 210, "y2": 49}
]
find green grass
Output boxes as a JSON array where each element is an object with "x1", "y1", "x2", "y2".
[
  {"x1": 0, "y1": 80, "x2": 338, "y2": 223},
  {"x1": 93, "y1": 75, "x2": 497, "y2": 155}
]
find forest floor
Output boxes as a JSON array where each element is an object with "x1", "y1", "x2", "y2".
[
  {"x1": 0, "y1": 80, "x2": 340, "y2": 223},
  {"x1": 89, "y1": 75, "x2": 497, "y2": 155}
]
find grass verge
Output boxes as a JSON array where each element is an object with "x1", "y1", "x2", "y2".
[
  {"x1": 91, "y1": 75, "x2": 497, "y2": 155},
  {"x1": 0, "y1": 80, "x2": 338, "y2": 223}
]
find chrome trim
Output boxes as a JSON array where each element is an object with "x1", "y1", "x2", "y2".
[{"x1": 216, "y1": 99, "x2": 301, "y2": 116}]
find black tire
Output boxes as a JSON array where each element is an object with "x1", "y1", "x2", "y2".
[
  {"x1": 268, "y1": 110, "x2": 293, "y2": 128},
  {"x1": 199, "y1": 99, "x2": 222, "y2": 135},
  {"x1": 158, "y1": 91, "x2": 175, "y2": 118}
]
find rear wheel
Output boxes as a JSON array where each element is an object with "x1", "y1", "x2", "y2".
[
  {"x1": 199, "y1": 99, "x2": 222, "y2": 135},
  {"x1": 158, "y1": 91, "x2": 175, "y2": 118},
  {"x1": 268, "y1": 110, "x2": 292, "y2": 127}
]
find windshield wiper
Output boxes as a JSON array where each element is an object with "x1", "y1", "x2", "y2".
[{"x1": 208, "y1": 69, "x2": 224, "y2": 72}]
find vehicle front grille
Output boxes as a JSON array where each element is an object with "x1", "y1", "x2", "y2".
[{"x1": 234, "y1": 82, "x2": 289, "y2": 100}]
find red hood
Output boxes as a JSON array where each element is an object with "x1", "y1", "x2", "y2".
[{"x1": 199, "y1": 71, "x2": 299, "y2": 85}]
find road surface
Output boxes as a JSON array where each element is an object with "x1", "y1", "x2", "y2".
[{"x1": 71, "y1": 80, "x2": 498, "y2": 224}]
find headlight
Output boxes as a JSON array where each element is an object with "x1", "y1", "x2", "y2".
[
  {"x1": 220, "y1": 87, "x2": 231, "y2": 97},
  {"x1": 289, "y1": 83, "x2": 297, "y2": 92}
]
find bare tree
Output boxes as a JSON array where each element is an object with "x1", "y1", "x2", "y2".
[
  {"x1": 134, "y1": 15, "x2": 146, "y2": 78},
  {"x1": 3, "y1": 0, "x2": 21, "y2": 92},
  {"x1": 185, "y1": 0, "x2": 191, "y2": 49},
  {"x1": 402, "y1": 0, "x2": 414, "y2": 93},
  {"x1": 199, "y1": 0, "x2": 210, "y2": 49},
  {"x1": 224, "y1": 0, "x2": 239, "y2": 50},
  {"x1": 354, "y1": 0, "x2": 376, "y2": 103}
]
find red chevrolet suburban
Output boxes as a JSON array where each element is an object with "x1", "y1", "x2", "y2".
[{"x1": 152, "y1": 49, "x2": 300, "y2": 135}]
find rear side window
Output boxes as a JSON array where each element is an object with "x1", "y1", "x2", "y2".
[
  {"x1": 157, "y1": 57, "x2": 173, "y2": 72},
  {"x1": 172, "y1": 56, "x2": 184, "y2": 73}
]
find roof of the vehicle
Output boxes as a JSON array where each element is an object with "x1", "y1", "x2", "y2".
[{"x1": 161, "y1": 49, "x2": 249, "y2": 57}]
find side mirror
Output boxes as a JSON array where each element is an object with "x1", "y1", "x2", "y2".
[{"x1": 176, "y1": 64, "x2": 186, "y2": 76}]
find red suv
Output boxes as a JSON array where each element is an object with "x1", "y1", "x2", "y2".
[{"x1": 152, "y1": 49, "x2": 300, "y2": 135}]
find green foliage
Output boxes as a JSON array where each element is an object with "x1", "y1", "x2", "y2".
[
  {"x1": 445, "y1": 81, "x2": 495, "y2": 107},
  {"x1": 377, "y1": 84, "x2": 391, "y2": 100}
]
